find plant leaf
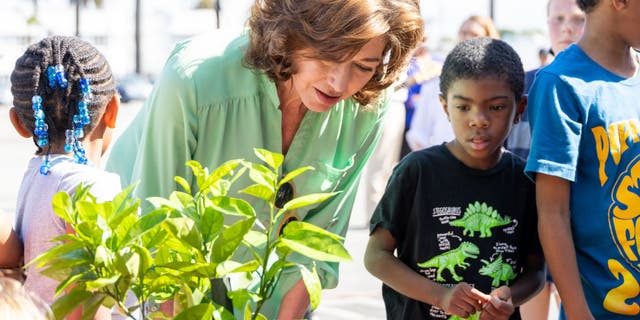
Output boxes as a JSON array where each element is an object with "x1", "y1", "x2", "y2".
[
  {"x1": 174, "y1": 303, "x2": 215, "y2": 320},
  {"x1": 211, "y1": 196, "x2": 255, "y2": 217},
  {"x1": 216, "y1": 260, "x2": 261, "y2": 277},
  {"x1": 175, "y1": 176, "x2": 191, "y2": 194},
  {"x1": 121, "y1": 209, "x2": 168, "y2": 245},
  {"x1": 278, "y1": 166, "x2": 314, "y2": 187},
  {"x1": 299, "y1": 264, "x2": 322, "y2": 311},
  {"x1": 279, "y1": 221, "x2": 351, "y2": 262},
  {"x1": 277, "y1": 192, "x2": 339, "y2": 216},
  {"x1": 86, "y1": 274, "x2": 120, "y2": 291},
  {"x1": 51, "y1": 287, "x2": 93, "y2": 320},
  {"x1": 254, "y1": 148, "x2": 284, "y2": 170},
  {"x1": 211, "y1": 217, "x2": 256, "y2": 263},
  {"x1": 52, "y1": 191, "x2": 74, "y2": 224},
  {"x1": 239, "y1": 184, "x2": 273, "y2": 203}
]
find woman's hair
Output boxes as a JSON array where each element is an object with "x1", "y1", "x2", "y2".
[
  {"x1": 576, "y1": 0, "x2": 599, "y2": 13},
  {"x1": 0, "y1": 277, "x2": 53, "y2": 320},
  {"x1": 10, "y1": 36, "x2": 116, "y2": 154},
  {"x1": 461, "y1": 15, "x2": 501, "y2": 39},
  {"x1": 244, "y1": 0, "x2": 424, "y2": 106},
  {"x1": 439, "y1": 37, "x2": 524, "y2": 104}
]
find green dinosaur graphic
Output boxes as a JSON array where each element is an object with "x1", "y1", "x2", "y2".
[
  {"x1": 449, "y1": 201, "x2": 512, "y2": 238},
  {"x1": 417, "y1": 242, "x2": 479, "y2": 282},
  {"x1": 479, "y1": 254, "x2": 517, "y2": 287},
  {"x1": 449, "y1": 312, "x2": 480, "y2": 320}
]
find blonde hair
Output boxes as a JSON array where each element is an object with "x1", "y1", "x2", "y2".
[
  {"x1": 244, "y1": 0, "x2": 424, "y2": 106},
  {"x1": 461, "y1": 15, "x2": 500, "y2": 39},
  {"x1": 0, "y1": 277, "x2": 53, "y2": 320}
]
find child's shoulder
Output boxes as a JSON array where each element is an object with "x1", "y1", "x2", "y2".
[{"x1": 52, "y1": 157, "x2": 121, "y2": 201}]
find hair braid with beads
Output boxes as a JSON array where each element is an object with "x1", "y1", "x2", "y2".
[{"x1": 10, "y1": 36, "x2": 116, "y2": 156}]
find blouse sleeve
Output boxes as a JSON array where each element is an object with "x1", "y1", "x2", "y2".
[{"x1": 107, "y1": 43, "x2": 200, "y2": 208}]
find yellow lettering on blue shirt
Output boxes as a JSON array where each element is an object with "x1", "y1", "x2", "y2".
[
  {"x1": 604, "y1": 259, "x2": 640, "y2": 315},
  {"x1": 593, "y1": 119, "x2": 640, "y2": 186}
]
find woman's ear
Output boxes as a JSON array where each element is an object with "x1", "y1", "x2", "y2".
[
  {"x1": 9, "y1": 108, "x2": 32, "y2": 138},
  {"x1": 102, "y1": 94, "x2": 120, "y2": 129}
]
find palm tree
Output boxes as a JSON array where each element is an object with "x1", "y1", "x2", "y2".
[
  {"x1": 74, "y1": 0, "x2": 105, "y2": 37},
  {"x1": 197, "y1": 0, "x2": 221, "y2": 29},
  {"x1": 135, "y1": 0, "x2": 141, "y2": 74}
]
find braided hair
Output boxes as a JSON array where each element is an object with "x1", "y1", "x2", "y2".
[{"x1": 10, "y1": 36, "x2": 116, "y2": 155}]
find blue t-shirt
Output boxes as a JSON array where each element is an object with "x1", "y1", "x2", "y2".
[{"x1": 526, "y1": 44, "x2": 640, "y2": 319}]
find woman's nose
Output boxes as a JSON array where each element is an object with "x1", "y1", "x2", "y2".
[{"x1": 328, "y1": 64, "x2": 350, "y2": 93}]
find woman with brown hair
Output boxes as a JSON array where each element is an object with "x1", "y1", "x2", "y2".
[{"x1": 106, "y1": 0, "x2": 423, "y2": 318}]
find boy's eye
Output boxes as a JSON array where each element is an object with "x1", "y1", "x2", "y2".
[
  {"x1": 490, "y1": 105, "x2": 505, "y2": 111},
  {"x1": 456, "y1": 105, "x2": 469, "y2": 111}
]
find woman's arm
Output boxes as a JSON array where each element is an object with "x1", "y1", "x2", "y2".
[
  {"x1": 364, "y1": 227, "x2": 489, "y2": 318},
  {"x1": 536, "y1": 173, "x2": 594, "y2": 319}
]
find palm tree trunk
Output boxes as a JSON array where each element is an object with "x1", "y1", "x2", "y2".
[
  {"x1": 75, "y1": 0, "x2": 80, "y2": 37},
  {"x1": 135, "y1": 0, "x2": 141, "y2": 74}
]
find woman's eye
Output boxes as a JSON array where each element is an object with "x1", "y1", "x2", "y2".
[{"x1": 355, "y1": 64, "x2": 374, "y2": 72}]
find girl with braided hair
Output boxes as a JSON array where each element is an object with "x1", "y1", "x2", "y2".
[{"x1": 6, "y1": 35, "x2": 120, "y2": 320}]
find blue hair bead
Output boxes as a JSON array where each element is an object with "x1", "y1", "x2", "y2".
[
  {"x1": 39, "y1": 158, "x2": 51, "y2": 175},
  {"x1": 54, "y1": 64, "x2": 68, "y2": 88},
  {"x1": 32, "y1": 95, "x2": 42, "y2": 104},
  {"x1": 46, "y1": 66, "x2": 57, "y2": 88}
]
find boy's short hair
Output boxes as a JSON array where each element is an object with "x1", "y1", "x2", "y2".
[
  {"x1": 439, "y1": 37, "x2": 524, "y2": 103},
  {"x1": 577, "y1": 0, "x2": 599, "y2": 13}
]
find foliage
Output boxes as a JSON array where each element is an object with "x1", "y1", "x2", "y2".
[{"x1": 30, "y1": 148, "x2": 351, "y2": 320}]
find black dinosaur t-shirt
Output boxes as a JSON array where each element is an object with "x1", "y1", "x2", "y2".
[{"x1": 370, "y1": 144, "x2": 540, "y2": 320}]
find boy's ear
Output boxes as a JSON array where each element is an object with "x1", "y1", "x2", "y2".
[
  {"x1": 102, "y1": 94, "x2": 120, "y2": 129},
  {"x1": 612, "y1": 0, "x2": 629, "y2": 10},
  {"x1": 514, "y1": 95, "x2": 528, "y2": 124},
  {"x1": 439, "y1": 94, "x2": 450, "y2": 120},
  {"x1": 9, "y1": 108, "x2": 32, "y2": 138}
]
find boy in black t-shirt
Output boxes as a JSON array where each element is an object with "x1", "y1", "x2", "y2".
[{"x1": 364, "y1": 38, "x2": 545, "y2": 320}]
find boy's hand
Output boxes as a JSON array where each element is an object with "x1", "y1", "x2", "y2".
[
  {"x1": 479, "y1": 286, "x2": 514, "y2": 320},
  {"x1": 440, "y1": 282, "x2": 491, "y2": 318}
]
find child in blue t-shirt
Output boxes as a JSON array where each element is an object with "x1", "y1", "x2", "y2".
[
  {"x1": 365, "y1": 37, "x2": 544, "y2": 320},
  {"x1": 525, "y1": 0, "x2": 640, "y2": 319}
]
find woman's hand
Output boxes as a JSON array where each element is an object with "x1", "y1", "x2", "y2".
[
  {"x1": 439, "y1": 282, "x2": 490, "y2": 318},
  {"x1": 479, "y1": 286, "x2": 514, "y2": 320}
]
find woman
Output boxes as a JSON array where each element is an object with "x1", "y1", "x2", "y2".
[{"x1": 106, "y1": 0, "x2": 423, "y2": 318}]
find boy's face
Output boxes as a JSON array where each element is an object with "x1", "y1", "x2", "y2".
[{"x1": 441, "y1": 77, "x2": 526, "y2": 170}]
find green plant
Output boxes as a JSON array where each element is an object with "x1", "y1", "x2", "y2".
[{"x1": 31, "y1": 148, "x2": 351, "y2": 320}]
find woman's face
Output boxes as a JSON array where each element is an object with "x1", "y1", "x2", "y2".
[
  {"x1": 287, "y1": 35, "x2": 387, "y2": 112},
  {"x1": 458, "y1": 20, "x2": 486, "y2": 41}
]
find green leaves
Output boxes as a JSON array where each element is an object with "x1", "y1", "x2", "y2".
[
  {"x1": 279, "y1": 221, "x2": 352, "y2": 262},
  {"x1": 36, "y1": 148, "x2": 351, "y2": 320}
]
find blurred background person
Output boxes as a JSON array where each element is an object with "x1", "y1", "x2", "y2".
[
  {"x1": 509, "y1": 0, "x2": 585, "y2": 319},
  {"x1": 406, "y1": 15, "x2": 500, "y2": 152},
  {"x1": 506, "y1": 0, "x2": 585, "y2": 160}
]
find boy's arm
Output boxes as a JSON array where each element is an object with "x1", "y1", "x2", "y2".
[
  {"x1": 536, "y1": 173, "x2": 594, "y2": 319},
  {"x1": 509, "y1": 253, "x2": 545, "y2": 307},
  {"x1": 364, "y1": 227, "x2": 489, "y2": 318}
]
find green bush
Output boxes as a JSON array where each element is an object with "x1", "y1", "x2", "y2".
[{"x1": 30, "y1": 148, "x2": 351, "y2": 320}]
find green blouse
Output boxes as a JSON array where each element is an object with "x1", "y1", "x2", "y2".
[{"x1": 106, "y1": 32, "x2": 388, "y2": 317}]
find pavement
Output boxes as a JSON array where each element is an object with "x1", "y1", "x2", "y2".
[{"x1": 0, "y1": 101, "x2": 386, "y2": 319}]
